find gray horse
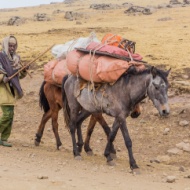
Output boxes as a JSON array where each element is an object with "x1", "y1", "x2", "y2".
[{"x1": 62, "y1": 66, "x2": 170, "y2": 171}]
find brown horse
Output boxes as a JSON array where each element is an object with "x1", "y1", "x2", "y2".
[{"x1": 35, "y1": 80, "x2": 141, "y2": 154}]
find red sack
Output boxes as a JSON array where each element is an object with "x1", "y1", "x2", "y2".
[{"x1": 87, "y1": 41, "x2": 142, "y2": 61}]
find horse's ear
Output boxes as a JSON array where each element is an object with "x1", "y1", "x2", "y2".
[
  {"x1": 150, "y1": 66, "x2": 157, "y2": 78},
  {"x1": 165, "y1": 68, "x2": 171, "y2": 77}
]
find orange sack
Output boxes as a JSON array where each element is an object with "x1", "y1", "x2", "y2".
[
  {"x1": 44, "y1": 59, "x2": 70, "y2": 85},
  {"x1": 101, "y1": 33, "x2": 123, "y2": 48},
  {"x1": 52, "y1": 59, "x2": 70, "y2": 85},
  {"x1": 66, "y1": 50, "x2": 84, "y2": 75},
  {"x1": 44, "y1": 59, "x2": 58, "y2": 84}
]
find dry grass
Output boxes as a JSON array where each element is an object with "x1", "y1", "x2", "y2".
[{"x1": 0, "y1": 0, "x2": 189, "y2": 74}]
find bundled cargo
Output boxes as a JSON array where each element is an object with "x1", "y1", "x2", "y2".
[
  {"x1": 66, "y1": 50, "x2": 145, "y2": 83},
  {"x1": 44, "y1": 59, "x2": 70, "y2": 85},
  {"x1": 51, "y1": 33, "x2": 100, "y2": 59}
]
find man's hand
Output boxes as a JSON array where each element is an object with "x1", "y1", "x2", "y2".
[
  {"x1": 23, "y1": 65, "x2": 30, "y2": 72},
  {"x1": 3, "y1": 76, "x2": 9, "y2": 83}
]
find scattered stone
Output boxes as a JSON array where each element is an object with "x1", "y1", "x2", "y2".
[
  {"x1": 169, "y1": 0, "x2": 181, "y2": 5},
  {"x1": 176, "y1": 141, "x2": 187, "y2": 149},
  {"x1": 167, "y1": 148, "x2": 183, "y2": 155},
  {"x1": 158, "y1": 17, "x2": 172, "y2": 21},
  {"x1": 124, "y1": 6, "x2": 152, "y2": 15},
  {"x1": 47, "y1": 127, "x2": 51, "y2": 132},
  {"x1": 182, "y1": 75, "x2": 189, "y2": 79},
  {"x1": 150, "y1": 158, "x2": 160, "y2": 163},
  {"x1": 76, "y1": 21, "x2": 82, "y2": 25},
  {"x1": 184, "y1": 174, "x2": 190, "y2": 178},
  {"x1": 150, "y1": 155, "x2": 170, "y2": 164},
  {"x1": 166, "y1": 176, "x2": 176, "y2": 183},
  {"x1": 184, "y1": 0, "x2": 190, "y2": 4},
  {"x1": 179, "y1": 120, "x2": 189, "y2": 127},
  {"x1": 34, "y1": 13, "x2": 50, "y2": 21},
  {"x1": 37, "y1": 175, "x2": 49, "y2": 179},
  {"x1": 64, "y1": 0, "x2": 76, "y2": 4},
  {"x1": 176, "y1": 142, "x2": 190, "y2": 152},
  {"x1": 53, "y1": 9, "x2": 65, "y2": 14},
  {"x1": 64, "y1": 11, "x2": 87, "y2": 21},
  {"x1": 163, "y1": 128, "x2": 170, "y2": 135},
  {"x1": 90, "y1": 4, "x2": 120, "y2": 10},
  {"x1": 7, "y1": 16, "x2": 26, "y2": 26},
  {"x1": 157, "y1": 3, "x2": 169, "y2": 9},
  {"x1": 183, "y1": 144, "x2": 190, "y2": 152},
  {"x1": 22, "y1": 144, "x2": 29, "y2": 147},
  {"x1": 179, "y1": 166, "x2": 185, "y2": 172}
]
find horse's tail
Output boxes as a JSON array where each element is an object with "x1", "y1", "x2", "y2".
[
  {"x1": 39, "y1": 81, "x2": 50, "y2": 113},
  {"x1": 62, "y1": 75, "x2": 70, "y2": 129}
]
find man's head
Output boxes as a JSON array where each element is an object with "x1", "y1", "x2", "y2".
[
  {"x1": 2, "y1": 36, "x2": 18, "y2": 57},
  {"x1": 8, "y1": 37, "x2": 17, "y2": 56}
]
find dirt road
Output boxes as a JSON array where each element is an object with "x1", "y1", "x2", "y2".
[{"x1": 0, "y1": 71, "x2": 190, "y2": 190}]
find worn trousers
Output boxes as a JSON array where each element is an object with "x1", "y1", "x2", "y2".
[{"x1": 0, "y1": 105, "x2": 14, "y2": 141}]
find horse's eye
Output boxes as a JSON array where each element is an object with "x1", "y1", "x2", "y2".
[{"x1": 153, "y1": 83, "x2": 159, "y2": 90}]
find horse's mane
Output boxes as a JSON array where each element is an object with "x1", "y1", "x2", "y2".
[{"x1": 123, "y1": 66, "x2": 168, "y2": 84}]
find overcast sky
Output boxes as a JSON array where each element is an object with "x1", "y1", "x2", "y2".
[{"x1": 0, "y1": 0, "x2": 64, "y2": 9}]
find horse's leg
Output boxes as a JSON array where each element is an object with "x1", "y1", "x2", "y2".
[
  {"x1": 104, "y1": 119, "x2": 119, "y2": 165},
  {"x1": 95, "y1": 114, "x2": 117, "y2": 157},
  {"x1": 68, "y1": 106, "x2": 84, "y2": 159},
  {"x1": 51, "y1": 110, "x2": 62, "y2": 150},
  {"x1": 84, "y1": 115, "x2": 97, "y2": 155},
  {"x1": 76, "y1": 111, "x2": 91, "y2": 153},
  {"x1": 35, "y1": 110, "x2": 52, "y2": 146},
  {"x1": 119, "y1": 118, "x2": 139, "y2": 170}
]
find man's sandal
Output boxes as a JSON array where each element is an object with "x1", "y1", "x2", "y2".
[{"x1": 0, "y1": 140, "x2": 12, "y2": 147}]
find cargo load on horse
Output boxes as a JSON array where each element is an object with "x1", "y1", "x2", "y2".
[
  {"x1": 65, "y1": 33, "x2": 145, "y2": 83},
  {"x1": 46, "y1": 33, "x2": 146, "y2": 85}
]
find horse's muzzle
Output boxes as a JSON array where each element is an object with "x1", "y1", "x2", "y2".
[{"x1": 160, "y1": 109, "x2": 170, "y2": 116}]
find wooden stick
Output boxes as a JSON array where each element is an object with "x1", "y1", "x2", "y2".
[
  {"x1": 20, "y1": 61, "x2": 32, "y2": 78},
  {"x1": 8, "y1": 44, "x2": 55, "y2": 80}
]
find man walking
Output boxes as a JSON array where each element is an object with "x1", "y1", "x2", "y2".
[{"x1": 0, "y1": 36, "x2": 27, "y2": 147}]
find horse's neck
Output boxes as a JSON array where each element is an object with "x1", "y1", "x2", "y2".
[{"x1": 127, "y1": 73, "x2": 152, "y2": 105}]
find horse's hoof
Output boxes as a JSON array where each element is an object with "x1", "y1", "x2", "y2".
[
  {"x1": 132, "y1": 168, "x2": 141, "y2": 175},
  {"x1": 107, "y1": 160, "x2": 116, "y2": 166},
  {"x1": 34, "y1": 140, "x2": 40, "y2": 146},
  {"x1": 110, "y1": 153, "x2": 117, "y2": 159},
  {"x1": 86, "y1": 151, "x2": 94, "y2": 156},
  {"x1": 57, "y1": 146, "x2": 62, "y2": 150},
  {"x1": 74, "y1": 155, "x2": 82, "y2": 160}
]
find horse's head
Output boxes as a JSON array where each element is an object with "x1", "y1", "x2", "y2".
[{"x1": 147, "y1": 67, "x2": 170, "y2": 116}]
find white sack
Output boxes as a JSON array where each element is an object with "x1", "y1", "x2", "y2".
[{"x1": 51, "y1": 33, "x2": 100, "y2": 59}]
